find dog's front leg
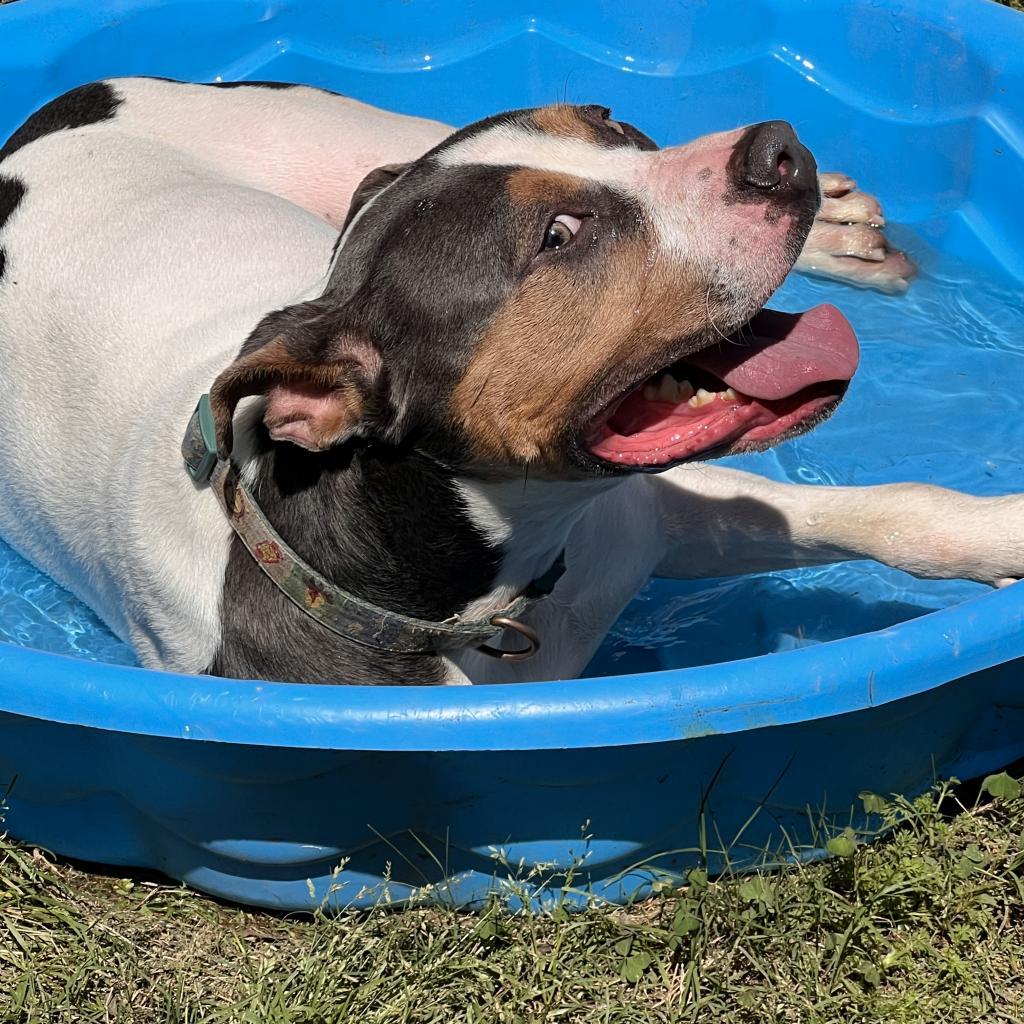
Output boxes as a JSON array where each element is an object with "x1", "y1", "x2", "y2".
[
  {"x1": 651, "y1": 465, "x2": 1023, "y2": 587},
  {"x1": 451, "y1": 479, "x2": 668, "y2": 684}
]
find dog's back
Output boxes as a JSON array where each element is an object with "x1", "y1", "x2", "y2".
[{"x1": 0, "y1": 78, "x2": 356, "y2": 668}]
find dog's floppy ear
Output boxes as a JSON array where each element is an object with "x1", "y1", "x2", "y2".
[
  {"x1": 340, "y1": 162, "x2": 410, "y2": 233},
  {"x1": 209, "y1": 301, "x2": 384, "y2": 457}
]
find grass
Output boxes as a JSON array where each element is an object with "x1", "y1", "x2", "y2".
[{"x1": 2, "y1": 774, "x2": 1023, "y2": 1022}]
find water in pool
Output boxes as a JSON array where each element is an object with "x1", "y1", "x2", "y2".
[{"x1": 1, "y1": 229, "x2": 1021, "y2": 677}]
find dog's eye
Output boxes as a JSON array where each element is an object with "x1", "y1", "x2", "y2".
[{"x1": 542, "y1": 214, "x2": 582, "y2": 252}]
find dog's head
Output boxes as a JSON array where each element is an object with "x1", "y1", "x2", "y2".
[{"x1": 211, "y1": 104, "x2": 858, "y2": 474}]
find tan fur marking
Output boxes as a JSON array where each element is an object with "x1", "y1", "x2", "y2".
[
  {"x1": 506, "y1": 169, "x2": 583, "y2": 207},
  {"x1": 531, "y1": 104, "x2": 600, "y2": 143},
  {"x1": 451, "y1": 238, "x2": 726, "y2": 466}
]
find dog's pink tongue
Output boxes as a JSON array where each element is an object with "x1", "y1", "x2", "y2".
[{"x1": 687, "y1": 304, "x2": 859, "y2": 401}]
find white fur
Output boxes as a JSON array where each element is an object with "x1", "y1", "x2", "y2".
[
  {"x1": 437, "y1": 123, "x2": 644, "y2": 188},
  {"x1": 452, "y1": 474, "x2": 616, "y2": 613},
  {"x1": 0, "y1": 80, "x2": 1020, "y2": 682}
]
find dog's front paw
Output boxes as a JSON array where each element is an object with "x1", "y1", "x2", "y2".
[
  {"x1": 967, "y1": 494, "x2": 1024, "y2": 587},
  {"x1": 795, "y1": 172, "x2": 917, "y2": 294}
]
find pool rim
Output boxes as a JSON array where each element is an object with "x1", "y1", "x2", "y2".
[{"x1": 1, "y1": 581, "x2": 1022, "y2": 752}]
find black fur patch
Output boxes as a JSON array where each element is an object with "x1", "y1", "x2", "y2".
[
  {"x1": 0, "y1": 82, "x2": 122, "y2": 164},
  {"x1": 212, "y1": 436, "x2": 501, "y2": 684},
  {"x1": 206, "y1": 80, "x2": 298, "y2": 90},
  {"x1": 0, "y1": 175, "x2": 26, "y2": 282}
]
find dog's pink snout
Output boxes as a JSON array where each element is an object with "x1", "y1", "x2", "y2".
[{"x1": 736, "y1": 120, "x2": 817, "y2": 196}]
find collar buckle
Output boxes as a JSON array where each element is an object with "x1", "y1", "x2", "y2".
[{"x1": 181, "y1": 394, "x2": 219, "y2": 485}]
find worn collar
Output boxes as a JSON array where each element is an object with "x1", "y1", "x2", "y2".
[{"x1": 182, "y1": 395, "x2": 563, "y2": 660}]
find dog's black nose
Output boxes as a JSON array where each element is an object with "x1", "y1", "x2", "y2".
[{"x1": 737, "y1": 120, "x2": 816, "y2": 195}]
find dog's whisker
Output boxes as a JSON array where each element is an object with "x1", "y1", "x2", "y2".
[{"x1": 704, "y1": 284, "x2": 733, "y2": 345}]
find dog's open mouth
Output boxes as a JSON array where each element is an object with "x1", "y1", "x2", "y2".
[{"x1": 586, "y1": 304, "x2": 859, "y2": 468}]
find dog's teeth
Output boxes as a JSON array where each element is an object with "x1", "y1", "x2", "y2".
[
  {"x1": 688, "y1": 388, "x2": 716, "y2": 408},
  {"x1": 644, "y1": 374, "x2": 680, "y2": 402},
  {"x1": 644, "y1": 376, "x2": 700, "y2": 404},
  {"x1": 656, "y1": 374, "x2": 680, "y2": 402},
  {"x1": 721, "y1": 388, "x2": 738, "y2": 402}
]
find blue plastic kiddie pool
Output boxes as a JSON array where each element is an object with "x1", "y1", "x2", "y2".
[{"x1": 1, "y1": 0, "x2": 1022, "y2": 910}]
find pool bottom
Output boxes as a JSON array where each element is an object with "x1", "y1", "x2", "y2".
[{"x1": 0, "y1": 529, "x2": 989, "y2": 679}]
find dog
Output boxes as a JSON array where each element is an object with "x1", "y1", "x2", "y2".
[{"x1": 0, "y1": 78, "x2": 1019, "y2": 686}]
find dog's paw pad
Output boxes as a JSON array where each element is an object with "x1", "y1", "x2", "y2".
[
  {"x1": 819, "y1": 190, "x2": 886, "y2": 228},
  {"x1": 805, "y1": 222, "x2": 888, "y2": 262},
  {"x1": 796, "y1": 244, "x2": 916, "y2": 294}
]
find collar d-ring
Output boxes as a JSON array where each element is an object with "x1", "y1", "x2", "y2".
[{"x1": 477, "y1": 615, "x2": 540, "y2": 661}]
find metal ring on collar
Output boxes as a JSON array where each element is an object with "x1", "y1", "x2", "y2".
[{"x1": 477, "y1": 616, "x2": 540, "y2": 661}]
